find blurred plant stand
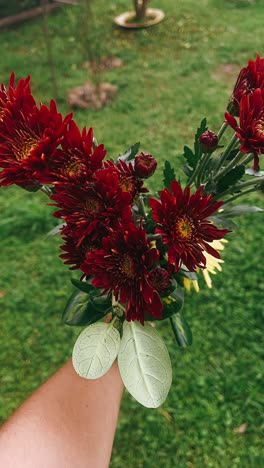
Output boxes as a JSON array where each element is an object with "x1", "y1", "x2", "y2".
[{"x1": 114, "y1": 1, "x2": 165, "y2": 29}]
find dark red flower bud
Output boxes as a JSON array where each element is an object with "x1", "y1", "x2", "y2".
[
  {"x1": 148, "y1": 268, "x2": 172, "y2": 295},
  {"x1": 199, "y1": 130, "x2": 219, "y2": 153},
  {"x1": 134, "y1": 152, "x2": 157, "y2": 178}
]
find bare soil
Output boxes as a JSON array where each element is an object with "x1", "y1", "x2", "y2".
[{"x1": 67, "y1": 81, "x2": 118, "y2": 110}]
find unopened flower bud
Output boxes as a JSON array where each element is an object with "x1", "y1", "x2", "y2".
[
  {"x1": 199, "y1": 130, "x2": 219, "y2": 153},
  {"x1": 134, "y1": 152, "x2": 157, "y2": 178}
]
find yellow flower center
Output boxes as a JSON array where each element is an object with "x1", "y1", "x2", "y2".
[
  {"x1": 255, "y1": 115, "x2": 264, "y2": 138},
  {"x1": 119, "y1": 254, "x2": 136, "y2": 278},
  {"x1": 175, "y1": 216, "x2": 194, "y2": 240},
  {"x1": 119, "y1": 175, "x2": 134, "y2": 193},
  {"x1": 63, "y1": 159, "x2": 82, "y2": 178},
  {"x1": 83, "y1": 196, "x2": 103, "y2": 215},
  {"x1": 13, "y1": 129, "x2": 39, "y2": 161}
]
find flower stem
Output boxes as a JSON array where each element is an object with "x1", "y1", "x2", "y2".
[
  {"x1": 112, "y1": 295, "x2": 125, "y2": 318},
  {"x1": 192, "y1": 123, "x2": 229, "y2": 187},
  {"x1": 214, "y1": 133, "x2": 238, "y2": 175},
  {"x1": 217, "y1": 121, "x2": 228, "y2": 141},
  {"x1": 196, "y1": 152, "x2": 211, "y2": 186},
  {"x1": 215, "y1": 175, "x2": 264, "y2": 200},
  {"x1": 236, "y1": 175, "x2": 264, "y2": 190},
  {"x1": 187, "y1": 155, "x2": 205, "y2": 187},
  {"x1": 214, "y1": 150, "x2": 244, "y2": 182},
  {"x1": 241, "y1": 153, "x2": 254, "y2": 166},
  {"x1": 224, "y1": 186, "x2": 259, "y2": 205}
]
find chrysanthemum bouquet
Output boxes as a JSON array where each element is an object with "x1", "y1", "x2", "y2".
[{"x1": 1, "y1": 54, "x2": 263, "y2": 408}]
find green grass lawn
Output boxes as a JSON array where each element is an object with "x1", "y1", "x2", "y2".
[{"x1": 0, "y1": 1, "x2": 263, "y2": 466}]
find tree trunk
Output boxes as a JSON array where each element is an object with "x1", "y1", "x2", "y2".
[{"x1": 133, "y1": 0, "x2": 149, "y2": 20}]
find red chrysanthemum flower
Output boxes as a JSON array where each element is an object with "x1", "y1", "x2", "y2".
[
  {"x1": 51, "y1": 166, "x2": 132, "y2": 244},
  {"x1": 225, "y1": 87, "x2": 264, "y2": 170},
  {"x1": 36, "y1": 121, "x2": 106, "y2": 185},
  {"x1": 81, "y1": 223, "x2": 163, "y2": 324},
  {"x1": 0, "y1": 98, "x2": 72, "y2": 187},
  {"x1": 149, "y1": 181, "x2": 229, "y2": 272},
  {"x1": 0, "y1": 72, "x2": 34, "y2": 124},
  {"x1": 228, "y1": 53, "x2": 264, "y2": 116},
  {"x1": 104, "y1": 159, "x2": 147, "y2": 199},
  {"x1": 59, "y1": 229, "x2": 104, "y2": 270}
]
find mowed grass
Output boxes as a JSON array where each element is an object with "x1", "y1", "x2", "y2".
[{"x1": 0, "y1": 1, "x2": 263, "y2": 466}]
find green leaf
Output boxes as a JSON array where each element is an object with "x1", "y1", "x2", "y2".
[
  {"x1": 181, "y1": 164, "x2": 193, "y2": 178},
  {"x1": 118, "y1": 142, "x2": 140, "y2": 162},
  {"x1": 226, "y1": 148, "x2": 239, "y2": 161},
  {"x1": 208, "y1": 215, "x2": 238, "y2": 230},
  {"x1": 179, "y1": 268, "x2": 198, "y2": 281},
  {"x1": 21, "y1": 183, "x2": 42, "y2": 192},
  {"x1": 163, "y1": 160, "x2": 176, "y2": 189},
  {"x1": 62, "y1": 289, "x2": 109, "y2": 326},
  {"x1": 47, "y1": 223, "x2": 65, "y2": 236},
  {"x1": 220, "y1": 205, "x2": 264, "y2": 218},
  {"x1": 72, "y1": 322, "x2": 120, "y2": 379},
  {"x1": 118, "y1": 321, "x2": 172, "y2": 408},
  {"x1": 216, "y1": 165, "x2": 245, "y2": 193},
  {"x1": 182, "y1": 118, "x2": 208, "y2": 171},
  {"x1": 183, "y1": 145, "x2": 196, "y2": 170},
  {"x1": 162, "y1": 287, "x2": 184, "y2": 320},
  {"x1": 194, "y1": 117, "x2": 207, "y2": 158},
  {"x1": 170, "y1": 313, "x2": 192, "y2": 347},
  {"x1": 71, "y1": 278, "x2": 95, "y2": 294}
]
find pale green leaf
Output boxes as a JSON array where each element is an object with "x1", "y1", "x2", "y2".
[
  {"x1": 72, "y1": 322, "x2": 120, "y2": 379},
  {"x1": 47, "y1": 223, "x2": 65, "y2": 236},
  {"x1": 118, "y1": 321, "x2": 172, "y2": 408},
  {"x1": 220, "y1": 205, "x2": 264, "y2": 217}
]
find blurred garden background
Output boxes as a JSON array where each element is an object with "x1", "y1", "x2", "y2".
[{"x1": 0, "y1": 0, "x2": 263, "y2": 466}]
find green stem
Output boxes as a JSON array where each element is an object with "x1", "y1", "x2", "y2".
[
  {"x1": 224, "y1": 186, "x2": 259, "y2": 205},
  {"x1": 112, "y1": 296, "x2": 125, "y2": 319},
  {"x1": 235, "y1": 176, "x2": 264, "y2": 190},
  {"x1": 214, "y1": 150, "x2": 244, "y2": 182},
  {"x1": 196, "y1": 152, "x2": 211, "y2": 186},
  {"x1": 195, "y1": 122, "x2": 229, "y2": 186},
  {"x1": 240, "y1": 153, "x2": 254, "y2": 166},
  {"x1": 215, "y1": 175, "x2": 264, "y2": 200},
  {"x1": 214, "y1": 133, "x2": 238, "y2": 175},
  {"x1": 187, "y1": 155, "x2": 204, "y2": 186},
  {"x1": 217, "y1": 121, "x2": 228, "y2": 141}
]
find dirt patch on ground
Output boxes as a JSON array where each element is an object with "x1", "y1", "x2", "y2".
[
  {"x1": 67, "y1": 81, "x2": 118, "y2": 110},
  {"x1": 211, "y1": 63, "x2": 240, "y2": 83}
]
